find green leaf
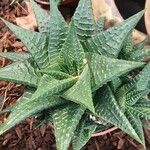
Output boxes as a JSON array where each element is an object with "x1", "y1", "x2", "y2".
[
  {"x1": 63, "y1": 65, "x2": 95, "y2": 113},
  {"x1": 87, "y1": 11, "x2": 143, "y2": 57},
  {"x1": 48, "y1": 0, "x2": 68, "y2": 60},
  {"x1": 127, "y1": 89, "x2": 149, "y2": 106},
  {"x1": 72, "y1": 119, "x2": 97, "y2": 150},
  {"x1": 0, "y1": 91, "x2": 66, "y2": 135},
  {"x1": 42, "y1": 60, "x2": 61, "y2": 71},
  {"x1": 38, "y1": 69, "x2": 72, "y2": 80},
  {"x1": 0, "y1": 52, "x2": 31, "y2": 62},
  {"x1": 60, "y1": 22, "x2": 85, "y2": 75},
  {"x1": 0, "y1": 90, "x2": 37, "y2": 116},
  {"x1": 115, "y1": 84, "x2": 128, "y2": 111},
  {"x1": 0, "y1": 0, "x2": 149, "y2": 148},
  {"x1": 96, "y1": 17, "x2": 105, "y2": 33},
  {"x1": 2, "y1": 19, "x2": 49, "y2": 69},
  {"x1": 129, "y1": 49, "x2": 150, "y2": 61},
  {"x1": 132, "y1": 62, "x2": 150, "y2": 91},
  {"x1": 109, "y1": 77, "x2": 122, "y2": 93},
  {"x1": 53, "y1": 104, "x2": 85, "y2": 150},
  {"x1": 0, "y1": 61, "x2": 39, "y2": 87},
  {"x1": 115, "y1": 63, "x2": 150, "y2": 107},
  {"x1": 73, "y1": 0, "x2": 95, "y2": 40},
  {"x1": 116, "y1": 87, "x2": 149, "y2": 109},
  {"x1": 125, "y1": 111, "x2": 145, "y2": 147},
  {"x1": 31, "y1": 74, "x2": 77, "y2": 101},
  {"x1": 127, "y1": 104, "x2": 150, "y2": 119},
  {"x1": 135, "y1": 98, "x2": 150, "y2": 106},
  {"x1": 88, "y1": 53, "x2": 144, "y2": 91},
  {"x1": 30, "y1": 0, "x2": 49, "y2": 33},
  {"x1": 120, "y1": 33, "x2": 133, "y2": 59},
  {"x1": 94, "y1": 85, "x2": 143, "y2": 144}
]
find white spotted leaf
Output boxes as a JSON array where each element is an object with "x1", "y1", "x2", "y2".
[
  {"x1": 72, "y1": 118, "x2": 97, "y2": 150},
  {"x1": 2, "y1": 19, "x2": 50, "y2": 69},
  {"x1": 30, "y1": 74, "x2": 78, "y2": 101},
  {"x1": 0, "y1": 52, "x2": 31, "y2": 62},
  {"x1": 0, "y1": 61, "x2": 39, "y2": 87},
  {"x1": 88, "y1": 53, "x2": 144, "y2": 91},
  {"x1": 0, "y1": 91, "x2": 66, "y2": 136},
  {"x1": 30, "y1": 0, "x2": 49, "y2": 33},
  {"x1": 125, "y1": 111, "x2": 145, "y2": 147},
  {"x1": 48, "y1": 0, "x2": 68, "y2": 61},
  {"x1": 60, "y1": 21, "x2": 85, "y2": 75},
  {"x1": 63, "y1": 65, "x2": 95, "y2": 113},
  {"x1": 95, "y1": 85, "x2": 143, "y2": 144},
  {"x1": 73, "y1": 0, "x2": 95, "y2": 40},
  {"x1": 53, "y1": 104, "x2": 85, "y2": 150},
  {"x1": 87, "y1": 11, "x2": 143, "y2": 57}
]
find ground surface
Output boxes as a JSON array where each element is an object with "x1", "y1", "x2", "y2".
[{"x1": 0, "y1": 0, "x2": 150, "y2": 149}]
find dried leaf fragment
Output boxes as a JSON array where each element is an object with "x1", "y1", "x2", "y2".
[{"x1": 15, "y1": 1, "x2": 37, "y2": 30}]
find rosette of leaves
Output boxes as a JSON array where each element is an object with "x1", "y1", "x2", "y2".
[{"x1": 0, "y1": 0, "x2": 150, "y2": 149}]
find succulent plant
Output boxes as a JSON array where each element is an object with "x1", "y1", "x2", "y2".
[{"x1": 0, "y1": 0, "x2": 150, "y2": 149}]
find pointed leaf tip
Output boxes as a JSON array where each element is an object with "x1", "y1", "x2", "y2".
[
  {"x1": 63, "y1": 65, "x2": 95, "y2": 113},
  {"x1": 89, "y1": 53, "x2": 144, "y2": 91},
  {"x1": 30, "y1": 0, "x2": 49, "y2": 33},
  {"x1": 2, "y1": 19, "x2": 50, "y2": 69},
  {"x1": 95, "y1": 85, "x2": 143, "y2": 144},
  {"x1": 87, "y1": 10, "x2": 144, "y2": 57}
]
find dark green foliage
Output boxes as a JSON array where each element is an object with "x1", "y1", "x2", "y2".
[{"x1": 0, "y1": 0, "x2": 149, "y2": 150}]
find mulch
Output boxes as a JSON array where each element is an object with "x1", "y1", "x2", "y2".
[{"x1": 0, "y1": 0, "x2": 149, "y2": 149}]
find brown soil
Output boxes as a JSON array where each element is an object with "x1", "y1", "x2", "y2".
[{"x1": 0, "y1": 1, "x2": 149, "y2": 150}]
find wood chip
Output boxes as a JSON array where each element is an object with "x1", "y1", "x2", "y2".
[
  {"x1": 12, "y1": 41, "x2": 24, "y2": 48},
  {"x1": 117, "y1": 138, "x2": 125, "y2": 149},
  {"x1": 40, "y1": 124, "x2": 46, "y2": 137},
  {"x1": 15, "y1": 127, "x2": 22, "y2": 139}
]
